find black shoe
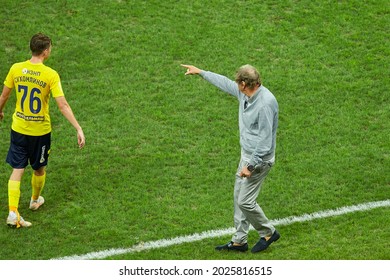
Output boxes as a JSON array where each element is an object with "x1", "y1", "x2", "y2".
[
  {"x1": 215, "y1": 241, "x2": 248, "y2": 252},
  {"x1": 251, "y1": 230, "x2": 280, "y2": 253}
]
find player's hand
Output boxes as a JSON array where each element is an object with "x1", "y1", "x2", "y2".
[
  {"x1": 0, "y1": 112, "x2": 4, "y2": 121},
  {"x1": 181, "y1": 64, "x2": 202, "y2": 75},
  {"x1": 239, "y1": 166, "x2": 252, "y2": 178},
  {"x1": 77, "y1": 128, "x2": 85, "y2": 149}
]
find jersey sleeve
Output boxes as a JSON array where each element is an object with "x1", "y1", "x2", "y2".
[
  {"x1": 3, "y1": 64, "x2": 15, "y2": 89},
  {"x1": 50, "y1": 71, "x2": 65, "y2": 98}
]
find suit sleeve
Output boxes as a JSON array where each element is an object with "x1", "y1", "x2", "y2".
[
  {"x1": 200, "y1": 71, "x2": 240, "y2": 99},
  {"x1": 249, "y1": 105, "x2": 274, "y2": 166}
]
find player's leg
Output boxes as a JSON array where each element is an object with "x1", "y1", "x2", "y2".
[
  {"x1": 8, "y1": 168, "x2": 25, "y2": 212},
  {"x1": 7, "y1": 169, "x2": 32, "y2": 228},
  {"x1": 6, "y1": 130, "x2": 31, "y2": 228},
  {"x1": 29, "y1": 133, "x2": 50, "y2": 211},
  {"x1": 30, "y1": 167, "x2": 46, "y2": 210}
]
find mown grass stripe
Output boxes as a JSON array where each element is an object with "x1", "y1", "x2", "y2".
[{"x1": 53, "y1": 199, "x2": 390, "y2": 260}]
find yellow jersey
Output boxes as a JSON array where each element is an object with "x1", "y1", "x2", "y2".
[{"x1": 4, "y1": 60, "x2": 64, "y2": 136}]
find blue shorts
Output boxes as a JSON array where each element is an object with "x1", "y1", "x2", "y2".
[{"x1": 6, "y1": 130, "x2": 51, "y2": 170}]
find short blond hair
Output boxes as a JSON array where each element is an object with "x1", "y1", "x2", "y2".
[{"x1": 235, "y1": 64, "x2": 261, "y2": 89}]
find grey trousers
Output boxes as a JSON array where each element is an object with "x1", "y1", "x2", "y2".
[{"x1": 232, "y1": 150, "x2": 275, "y2": 244}]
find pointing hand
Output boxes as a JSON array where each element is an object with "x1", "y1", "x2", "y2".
[{"x1": 181, "y1": 64, "x2": 202, "y2": 75}]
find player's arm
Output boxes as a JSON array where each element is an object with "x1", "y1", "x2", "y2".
[
  {"x1": 55, "y1": 96, "x2": 85, "y2": 149},
  {"x1": 0, "y1": 85, "x2": 12, "y2": 121}
]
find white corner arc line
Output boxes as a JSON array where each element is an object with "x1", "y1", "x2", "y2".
[{"x1": 52, "y1": 199, "x2": 390, "y2": 260}]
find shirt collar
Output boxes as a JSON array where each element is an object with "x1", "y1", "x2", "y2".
[{"x1": 247, "y1": 85, "x2": 263, "y2": 103}]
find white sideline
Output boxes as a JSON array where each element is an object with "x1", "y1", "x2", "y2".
[{"x1": 53, "y1": 199, "x2": 390, "y2": 260}]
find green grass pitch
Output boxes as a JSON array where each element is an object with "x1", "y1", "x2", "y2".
[{"x1": 0, "y1": 0, "x2": 389, "y2": 261}]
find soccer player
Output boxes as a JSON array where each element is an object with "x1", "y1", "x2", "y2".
[
  {"x1": 182, "y1": 64, "x2": 280, "y2": 253},
  {"x1": 0, "y1": 33, "x2": 85, "y2": 228}
]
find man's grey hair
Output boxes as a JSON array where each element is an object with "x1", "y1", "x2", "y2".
[{"x1": 235, "y1": 64, "x2": 261, "y2": 89}]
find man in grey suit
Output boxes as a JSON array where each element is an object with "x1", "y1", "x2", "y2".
[{"x1": 181, "y1": 64, "x2": 280, "y2": 253}]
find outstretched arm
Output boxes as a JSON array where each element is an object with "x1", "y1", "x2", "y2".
[
  {"x1": 182, "y1": 64, "x2": 240, "y2": 98},
  {"x1": 55, "y1": 96, "x2": 85, "y2": 149}
]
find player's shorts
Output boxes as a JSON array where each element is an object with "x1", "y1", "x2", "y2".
[{"x1": 6, "y1": 130, "x2": 51, "y2": 170}]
